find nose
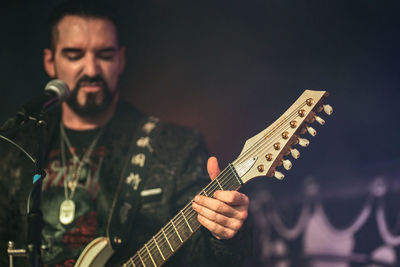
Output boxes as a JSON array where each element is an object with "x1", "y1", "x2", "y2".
[{"x1": 83, "y1": 54, "x2": 100, "y2": 77}]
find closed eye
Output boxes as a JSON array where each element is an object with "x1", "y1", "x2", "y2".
[
  {"x1": 97, "y1": 51, "x2": 116, "y2": 60},
  {"x1": 61, "y1": 48, "x2": 84, "y2": 61},
  {"x1": 97, "y1": 48, "x2": 117, "y2": 61}
]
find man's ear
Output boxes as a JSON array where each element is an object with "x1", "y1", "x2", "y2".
[
  {"x1": 118, "y1": 46, "x2": 126, "y2": 74},
  {"x1": 43, "y1": 48, "x2": 56, "y2": 78}
]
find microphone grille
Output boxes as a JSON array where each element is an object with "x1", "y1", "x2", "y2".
[{"x1": 45, "y1": 79, "x2": 70, "y2": 102}]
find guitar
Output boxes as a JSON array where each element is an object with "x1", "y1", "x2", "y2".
[{"x1": 75, "y1": 89, "x2": 332, "y2": 266}]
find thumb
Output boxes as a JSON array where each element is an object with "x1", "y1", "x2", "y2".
[{"x1": 207, "y1": 156, "x2": 221, "y2": 180}]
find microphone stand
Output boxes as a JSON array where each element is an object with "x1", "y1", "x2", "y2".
[
  {"x1": 26, "y1": 118, "x2": 47, "y2": 267},
  {"x1": 3, "y1": 79, "x2": 68, "y2": 267},
  {"x1": 3, "y1": 114, "x2": 49, "y2": 267}
]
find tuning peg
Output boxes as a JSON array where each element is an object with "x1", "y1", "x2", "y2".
[
  {"x1": 307, "y1": 116, "x2": 316, "y2": 123},
  {"x1": 274, "y1": 171, "x2": 285, "y2": 180},
  {"x1": 315, "y1": 116, "x2": 325, "y2": 125},
  {"x1": 323, "y1": 104, "x2": 333, "y2": 115},
  {"x1": 282, "y1": 159, "x2": 292, "y2": 170},
  {"x1": 298, "y1": 138, "x2": 310, "y2": 147},
  {"x1": 306, "y1": 126, "x2": 317, "y2": 136},
  {"x1": 290, "y1": 148, "x2": 300, "y2": 159}
]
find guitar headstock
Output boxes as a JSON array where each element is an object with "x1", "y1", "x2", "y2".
[{"x1": 233, "y1": 90, "x2": 332, "y2": 184}]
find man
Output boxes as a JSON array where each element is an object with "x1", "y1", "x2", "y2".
[{"x1": 0, "y1": 1, "x2": 251, "y2": 266}]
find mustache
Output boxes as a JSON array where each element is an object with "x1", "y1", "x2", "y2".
[{"x1": 76, "y1": 75, "x2": 106, "y2": 88}]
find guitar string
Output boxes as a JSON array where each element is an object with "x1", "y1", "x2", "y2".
[
  {"x1": 232, "y1": 101, "x2": 309, "y2": 167},
  {"x1": 129, "y1": 134, "x2": 279, "y2": 266},
  {"x1": 125, "y1": 100, "x2": 315, "y2": 266},
  {"x1": 128, "y1": 166, "x2": 236, "y2": 266},
  {"x1": 126, "y1": 160, "x2": 248, "y2": 266},
  {"x1": 128, "y1": 133, "x2": 301, "y2": 264},
  {"x1": 126, "y1": 169, "x2": 238, "y2": 267},
  {"x1": 126, "y1": 101, "x2": 311, "y2": 266},
  {"x1": 129, "y1": 135, "x2": 302, "y2": 266},
  {"x1": 175, "y1": 100, "x2": 309, "y2": 211},
  {"x1": 200, "y1": 100, "x2": 307, "y2": 198},
  {"x1": 231, "y1": 104, "x2": 307, "y2": 178},
  {"x1": 125, "y1": 101, "x2": 310, "y2": 266},
  {"x1": 128, "y1": 154, "x2": 255, "y2": 265}
]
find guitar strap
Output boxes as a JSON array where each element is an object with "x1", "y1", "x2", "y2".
[{"x1": 107, "y1": 115, "x2": 159, "y2": 250}]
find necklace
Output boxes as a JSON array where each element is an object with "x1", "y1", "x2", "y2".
[{"x1": 59, "y1": 123, "x2": 105, "y2": 225}]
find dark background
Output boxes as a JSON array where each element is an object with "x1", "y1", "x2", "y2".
[
  {"x1": 1, "y1": 0, "x2": 400, "y2": 263},
  {"x1": 1, "y1": 0, "x2": 399, "y2": 170}
]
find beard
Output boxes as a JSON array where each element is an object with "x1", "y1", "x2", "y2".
[{"x1": 66, "y1": 75, "x2": 115, "y2": 117}]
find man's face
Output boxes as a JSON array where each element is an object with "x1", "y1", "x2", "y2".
[{"x1": 44, "y1": 15, "x2": 125, "y2": 116}]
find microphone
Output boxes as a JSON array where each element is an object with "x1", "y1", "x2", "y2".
[
  {"x1": 1, "y1": 80, "x2": 70, "y2": 132},
  {"x1": 20, "y1": 79, "x2": 70, "y2": 118}
]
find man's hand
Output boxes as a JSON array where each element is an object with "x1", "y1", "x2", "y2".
[{"x1": 192, "y1": 156, "x2": 250, "y2": 240}]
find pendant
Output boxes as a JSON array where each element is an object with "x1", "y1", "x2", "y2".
[{"x1": 59, "y1": 199, "x2": 76, "y2": 225}]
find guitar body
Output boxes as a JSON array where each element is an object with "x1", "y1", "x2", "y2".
[
  {"x1": 75, "y1": 90, "x2": 332, "y2": 267},
  {"x1": 75, "y1": 237, "x2": 114, "y2": 267}
]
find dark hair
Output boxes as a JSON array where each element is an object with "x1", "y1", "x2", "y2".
[{"x1": 47, "y1": 0, "x2": 122, "y2": 50}]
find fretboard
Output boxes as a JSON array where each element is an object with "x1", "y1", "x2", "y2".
[{"x1": 122, "y1": 164, "x2": 243, "y2": 267}]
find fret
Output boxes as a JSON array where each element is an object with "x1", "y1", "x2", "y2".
[
  {"x1": 165, "y1": 224, "x2": 182, "y2": 249},
  {"x1": 200, "y1": 167, "x2": 242, "y2": 199},
  {"x1": 176, "y1": 217, "x2": 192, "y2": 240},
  {"x1": 145, "y1": 239, "x2": 164, "y2": 266},
  {"x1": 144, "y1": 243, "x2": 157, "y2": 267},
  {"x1": 154, "y1": 233, "x2": 173, "y2": 260},
  {"x1": 215, "y1": 178, "x2": 223, "y2": 190},
  {"x1": 228, "y1": 164, "x2": 243, "y2": 188},
  {"x1": 138, "y1": 250, "x2": 146, "y2": 267},
  {"x1": 181, "y1": 210, "x2": 193, "y2": 233},
  {"x1": 153, "y1": 236, "x2": 165, "y2": 261},
  {"x1": 202, "y1": 189, "x2": 208, "y2": 197},
  {"x1": 171, "y1": 220, "x2": 183, "y2": 243},
  {"x1": 162, "y1": 228, "x2": 174, "y2": 252},
  {"x1": 177, "y1": 209, "x2": 194, "y2": 238},
  {"x1": 127, "y1": 257, "x2": 136, "y2": 267},
  {"x1": 187, "y1": 211, "x2": 200, "y2": 229}
]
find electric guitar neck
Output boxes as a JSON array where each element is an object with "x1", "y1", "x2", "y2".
[{"x1": 76, "y1": 89, "x2": 333, "y2": 267}]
